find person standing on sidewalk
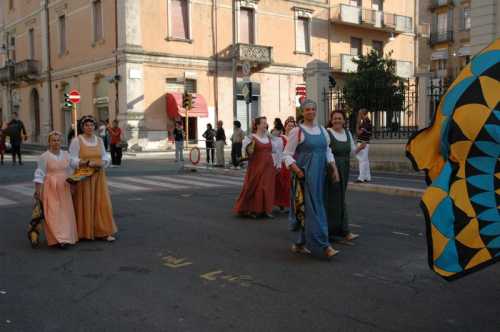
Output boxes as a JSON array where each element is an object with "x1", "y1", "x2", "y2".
[
  {"x1": 325, "y1": 111, "x2": 364, "y2": 243},
  {"x1": 108, "y1": 120, "x2": 123, "y2": 167},
  {"x1": 202, "y1": 123, "x2": 216, "y2": 165},
  {"x1": 0, "y1": 120, "x2": 6, "y2": 165},
  {"x1": 230, "y1": 121, "x2": 244, "y2": 169},
  {"x1": 7, "y1": 112, "x2": 27, "y2": 165},
  {"x1": 173, "y1": 122, "x2": 185, "y2": 162},
  {"x1": 234, "y1": 117, "x2": 276, "y2": 219},
  {"x1": 98, "y1": 120, "x2": 109, "y2": 151},
  {"x1": 356, "y1": 108, "x2": 372, "y2": 183},
  {"x1": 283, "y1": 99, "x2": 340, "y2": 259},
  {"x1": 215, "y1": 121, "x2": 226, "y2": 167}
]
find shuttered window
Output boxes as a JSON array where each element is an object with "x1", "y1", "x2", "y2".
[
  {"x1": 93, "y1": 0, "x2": 103, "y2": 42},
  {"x1": 28, "y1": 29, "x2": 35, "y2": 60},
  {"x1": 350, "y1": 37, "x2": 362, "y2": 56},
  {"x1": 239, "y1": 8, "x2": 255, "y2": 44},
  {"x1": 59, "y1": 15, "x2": 67, "y2": 55},
  {"x1": 171, "y1": 0, "x2": 189, "y2": 40},
  {"x1": 296, "y1": 17, "x2": 310, "y2": 53}
]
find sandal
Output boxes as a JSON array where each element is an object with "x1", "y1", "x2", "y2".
[
  {"x1": 291, "y1": 244, "x2": 311, "y2": 255},
  {"x1": 345, "y1": 233, "x2": 359, "y2": 241},
  {"x1": 325, "y1": 246, "x2": 339, "y2": 258}
]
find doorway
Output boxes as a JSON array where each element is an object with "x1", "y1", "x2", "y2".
[{"x1": 30, "y1": 89, "x2": 40, "y2": 143}]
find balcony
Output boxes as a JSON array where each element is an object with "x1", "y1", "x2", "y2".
[
  {"x1": 331, "y1": 4, "x2": 413, "y2": 34},
  {"x1": 232, "y1": 43, "x2": 273, "y2": 66},
  {"x1": 0, "y1": 65, "x2": 15, "y2": 85},
  {"x1": 396, "y1": 60, "x2": 414, "y2": 78},
  {"x1": 14, "y1": 59, "x2": 40, "y2": 81},
  {"x1": 429, "y1": 0, "x2": 454, "y2": 11},
  {"x1": 430, "y1": 31, "x2": 454, "y2": 45},
  {"x1": 332, "y1": 54, "x2": 359, "y2": 73}
]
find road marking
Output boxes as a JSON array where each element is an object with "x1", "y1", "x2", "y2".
[
  {"x1": 107, "y1": 180, "x2": 149, "y2": 191},
  {"x1": 4, "y1": 183, "x2": 33, "y2": 197},
  {"x1": 350, "y1": 224, "x2": 362, "y2": 228},
  {"x1": 181, "y1": 174, "x2": 243, "y2": 187},
  {"x1": 200, "y1": 270, "x2": 224, "y2": 281},
  {"x1": 0, "y1": 196, "x2": 16, "y2": 207},
  {"x1": 161, "y1": 256, "x2": 193, "y2": 269},
  {"x1": 124, "y1": 176, "x2": 186, "y2": 190},
  {"x1": 147, "y1": 175, "x2": 224, "y2": 188},
  {"x1": 392, "y1": 231, "x2": 410, "y2": 237}
]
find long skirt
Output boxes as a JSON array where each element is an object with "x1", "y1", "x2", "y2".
[{"x1": 274, "y1": 163, "x2": 291, "y2": 208}]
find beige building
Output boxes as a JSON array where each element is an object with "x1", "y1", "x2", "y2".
[
  {"x1": 0, "y1": 0, "x2": 417, "y2": 151},
  {"x1": 471, "y1": 0, "x2": 500, "y2": 54}
]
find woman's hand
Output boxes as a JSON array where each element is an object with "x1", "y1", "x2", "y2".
[
  {"x1": 290, "y1": 163, "x2": 304, "y2": 179},
  {"x1": 355, "y1": 143, "x2": 367, "y2": 154},
  {"x1": 330, "y1": 163, "x2": 340, "y2": 183},
  {"x1": 88, "y1": 160, "x2": 102, "y2": 168},
  {"x1": 34, "y1": 185, "x2": 43, "y2": 201},
  {"x1": 79, "y1": 159, "x2": 90, "y2": 167}
]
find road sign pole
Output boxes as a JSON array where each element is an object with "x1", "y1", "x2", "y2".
[
  {"x1": 73, "y1": 102, "x2": 77, "y2": 136},
  {"x1": 185, "y1": 108, "x2": 189, "y2": 151}
]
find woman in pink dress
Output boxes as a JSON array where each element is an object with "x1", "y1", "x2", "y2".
[
  {"x1": 34, "y1": 131, "x2": 78, "y2": 248},
  {"x1": 272, "y1": 118, "x2": 291, "y2": 211},
  {"x1": 234, "y1": 117, "x2": 277, "y2": 219}
]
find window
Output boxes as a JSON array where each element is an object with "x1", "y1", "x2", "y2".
[
  {"x1": 185, "y1": 79, "x2": 197, "y2": 93},
  {"x1": 437, "y1": 12, "x2": 447, "y2": 33},
  {"x1": 10, "y1": 36, "x2": 16, "y2": 61},
  {"x1": 349, "y1": 0, "x2": 361, "y2": 6},
  {"x1": 433, "y1": 59, "x2": 447, "y2": 71},
  {"x1": 239, "y1": 7, "x2": 255, "y2": 44},
  {"x1": 28, "y1": 29, "x2": 35, "y2": 60},
  {"x1": 372, "y1": 0, "x2": 383, "y2": 11},
  {"x1": 170, "y1": 0, "x2": 190, "y2": 40},
  {"x1": 372, "y1": 40, "x2": 383, "y2": 56},
  {"x1": 462, "y1": 7, "x2": 471, "y2": 30},
  {"x1": 296, "y1": 17, "x2": 311, "y2": 53},
  {"x1": 9, "y1": 0, "x2": 14, "y2": 10},
  {"x1": 350, "y1": 37, "x2": 362, "y2": 56},
  {"x1": 58, "y1": 15, "x2": 67, "y2": 55},
  {"x1": 93, "y1": 0, "x2": 104, "y2": 42}
]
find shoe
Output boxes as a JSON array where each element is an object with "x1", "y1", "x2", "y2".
[
  {"x1": 325, "y1": 246, "x2": 340, "y2": 258},
  {"x1": 355, "y1": 180, "x2": 364, "y2": 183},
  {"x1": 345, "y1": 233, "x2": 359, "y2": 241},
  {"x1": 19, "y1": 162, "x2": 23, "y2": 165},
  {"x1": 247, "y1": 213, "x2": 257, "y2": 219},
  {"x1": 106, "y1": 236, "x2": 116, "y2": 242},
  {"x1": 291, "y1": 244, "x2": 311, "y2": 254},
  {"x1": 364, "y1": 180, "x2": 371, "y2": 183},
  {"x1": 264, "y1": 213, "x2": 274, "y2": 219}
]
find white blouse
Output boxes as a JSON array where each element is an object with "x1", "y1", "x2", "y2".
[
  {"x1": 33, "y1": 150, "x2": 72, "y2": 184},
  {"x1": 242, "y1": 133, "x2": 281, "y2": 168},
  {"x1": 69, "y1": 135, "x2": 111, "y2": 169},
  {"x1": 327, "y1": 128, "x2": 358, "y2": 154},
  {"x1": 283, "y1": 125, "x2": 335, "y2": 167}
]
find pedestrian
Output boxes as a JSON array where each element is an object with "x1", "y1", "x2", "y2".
[
  {"x1": 356, "y1": 108, "x2": 372, "y2": 183},
  {"x1": 215, "y1": 120, "x2": 226, "y2": 167},
  {"x1": 69, "y1": 115, "x2": 117, "y2": 242},
  {"x1": 234, "y1": 117, "x2": 276, "y2": 219},
  {"x1": 6, "y1": 112, "x2": 27, "y2": 165},
  {"x1": 325, "y1": 111, "x2": 365, "y2": 243},
  {"x1": 284, "y1": 116, "x2": 296, "y2": 136},
  {"x1": 283, "y1": 99, "x2": 340, "y2": 258},
  {"x1": 98, "y1": 120, "x2": 109, "y2": 151},
  {"x1": 33, "y1": 131, "x2": 78, "y2": 248},
  {"x1": 108, "y1": 120, "x2": 123, "y2": 167},
  {"x1": 0, "y1": 120, "x2": 6, "y2": 165},
  {"x1": 230, "y1": 120, "x2": 245, "y2": 169},
  {"x1": 202, "y1": 123, "x2": 216, "y2": 165},
  {"x1": 271, "y1": 118, "x2": 291, "y2": 212},
  {"x1": 67, "y1": 124, "x2": 76, "y2": 146},
  {"x1": 173, "y1": 122, "x2": 185, "y2": 162}
]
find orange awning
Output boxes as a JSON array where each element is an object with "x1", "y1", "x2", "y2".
[{"x1": 166, "y1": 92, "x2": 208, "y2": 119}]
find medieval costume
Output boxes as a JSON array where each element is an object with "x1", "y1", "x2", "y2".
[
  {"x1": 33, "y1": 148, "x2": 78, "y2": 246},
  {"x1": 69, "y1": 117, "x2": 117, "y2": 240},
  {"x1": 234, "y1": 133, "x2": 276, "y2": 217},
  {"x1": 272, "y1": 134, "x2": 291, "y2": 209},
  {"x1": 284, "y1": 124, "x2": 336, "y2": 257}
]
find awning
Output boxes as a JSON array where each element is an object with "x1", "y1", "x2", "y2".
[
  {"x1": 457, "y1": 46, "x2": 471, "y2": 57},
  {"x1": 431, "y1": 50, "x2": 448, "y2": 60},
  {"x1": 166, "y1": 92, "x2": 208, "y2": 119}
]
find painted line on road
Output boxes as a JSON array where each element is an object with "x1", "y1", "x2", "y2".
[
  {"x1": 4, "y1": 183, "x2": 33, "y2": 197},
  {"x1": 392, "y1": 231, "x2": 410, "y2": 237},
  {"x1": 180, "y1": 174, "x2": 243, "y2": 187},
  {"x1": 350, "y1": 224, "x2": 362, "y2": 228},
  {"x1": 349, "y1": 182, "x2": 424, "y2": 198},
  {"x1": 147, "y1": 175, "x2": 224, "y2": 188},
  {"x1": 124, "y1": 176, "x2": 187, "y2": 190},
  {"x1": 161, "y1": 255, "x2": 193, "y2": 269},
  {"x1": 107, "y1": 180, "x2": 149, "y2": 191},
  {"x1": 0, "y1": 196, "x2": 16, "y2": 207}
]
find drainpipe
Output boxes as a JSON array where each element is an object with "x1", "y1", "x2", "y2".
[
  {"x1": 328, "y1": 0, "x2": 331, "y2": 69},
  {"x1": 213, "y1": 0, "x2": 219, "y2": 123},
  {"x1": 44, "y1": 0, "x2": 54, "y2": 130},
  {"x1": 114, "y1": 0, "x2": 119, "y2": 121},
  {"x1": 232, "y1": 0, "x2": 237, "y2": 122}
]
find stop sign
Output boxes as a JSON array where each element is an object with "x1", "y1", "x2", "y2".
[{"x1": 69, "y1": 89, "x2": 81, "y2": 104}]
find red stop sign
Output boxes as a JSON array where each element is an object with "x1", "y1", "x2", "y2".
[{"x1": 69, "y1": 90, "x2": 81, "y2": 104}]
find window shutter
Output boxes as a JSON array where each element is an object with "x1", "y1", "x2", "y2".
[
  {"x1": 296, "y1": 17, "x2": 306, "y2": 52},
  {"x1": 239, "y1": 8, "x2": 254, "y2": 44},
  {"x1": 171, "y1": 0, "x2": 189, "y2": 39}
]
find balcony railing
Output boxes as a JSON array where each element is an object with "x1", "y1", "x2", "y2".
[
  {"x1": 430, "y1": 31, "x2": 454, "y2": 45},
  {"x1": 429, "y1": 0, "x2": 454, "y2": 11},
  {"x1": 0, "y1": 65, "x2": 15, "y2": 84},
  {"x1": 14, "y1": 59, "x2": 40, "y2": 81},
  {"x1": 331, "y1": 4, "x2": 413, "y2": 33},
  {"x1": 232, "y1": 43, "x2": 273, "y2": 65}
]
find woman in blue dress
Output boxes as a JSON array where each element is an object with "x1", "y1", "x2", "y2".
[{"x1": 284, "y1": 100, "x2": 340, "y2": 258}]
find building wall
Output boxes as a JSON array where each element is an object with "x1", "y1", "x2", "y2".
[{"x1": 471, "y1": 0, "x2": 500, "y2": 54}]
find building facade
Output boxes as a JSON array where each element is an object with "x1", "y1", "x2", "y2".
[
  {"x1": 471, "y1": 0, "x2": 500, "y2": 54},
  {"x1": 0, "y1": 0, "x2": 417, "y2": 151}
]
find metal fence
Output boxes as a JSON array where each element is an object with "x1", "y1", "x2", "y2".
[{"x1": 324, "y1": 79, "x2": 418, "y2": 139}]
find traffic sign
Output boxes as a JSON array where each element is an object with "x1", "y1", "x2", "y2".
[{"x1": 69, "y1": 89, "x2": 81, "y2": 104}]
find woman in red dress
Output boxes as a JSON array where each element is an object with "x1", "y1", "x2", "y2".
[
  {"x1": 272, "y1": 118, "x2": 292, "y2": 211},
  {"x1": 234, "y1": 117, "x2": 276, "y2": 219}
]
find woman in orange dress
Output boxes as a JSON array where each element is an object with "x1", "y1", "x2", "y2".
[
  {"x1": 69, "y1": 115, "x2": 117, "y2": 241},
  {"x1": 234, "y1": 117, "x2": 277, "y2": 219},
  {"x1": 33, "y1": 131, "x2": 78, "y2": 248}
]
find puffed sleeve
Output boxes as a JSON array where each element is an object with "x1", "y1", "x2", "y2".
[
  {"x1": 283, "y1": 127, "x2": 301, "y2": 168},
  {"x1": 271, "y1": 136, "x2": 283, "y2": 169},
  {"x1": 99, "y1": 138, "x2": 111, "y2": 168},
  {"x1": 69, "y1": 137, "x2": 81, "y2": 169},
  {"x1": 33, "y1": 153, "x2": 47, "y2": 184},
  {"x1": 242, "y1": 135, "x2": 253, "y2": 152},
  {"x1": 64, "y1": 151, "x2": 74, "y2": 177},
  {"x1": 348, "y1": 131, "x2": 358, "y2": 154},
  {"x1": 322, "y1": 127, "x2": 335, "y2": 164}
]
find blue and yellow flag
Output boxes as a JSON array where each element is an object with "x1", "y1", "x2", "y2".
[{"x1": 407, "y1": 39, "x2": 500, "y2": 280}]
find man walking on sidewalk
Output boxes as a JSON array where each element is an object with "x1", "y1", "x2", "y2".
[
  {"x1": 7, "y1": 112, "x2": 27, "y2": 165},
  {"x1": 173, "y1": 122, "x2": 185, "y2": 162},
  {"x1": 356, "y1": 108, "x2": 372, "y2": 183},
  {"x1": 215, "y1": 121, "x2": 226, "y2": 167},
  {"x1": 230, "y1": 121, "x2": 244, "y2": 169}
]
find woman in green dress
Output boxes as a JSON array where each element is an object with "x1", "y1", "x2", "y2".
[{"x1": 325, "y1": 111, "x2": 365, "y2": 243}]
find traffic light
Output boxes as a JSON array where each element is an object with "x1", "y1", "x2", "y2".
[
  {"x1": 182, "y1": 92, "x2": 193, "y2": 109},
  {"x1": 64, "y1": 93, "x2": 73, "y2": 108}
]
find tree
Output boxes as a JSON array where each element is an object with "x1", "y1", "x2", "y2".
[{"x1": 343, "y1": 50, "x2": 406, "y2": 133}]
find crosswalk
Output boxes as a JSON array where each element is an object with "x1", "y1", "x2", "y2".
[{"x1": 0, "y1": 173, "x2": 244, "y2": 207}]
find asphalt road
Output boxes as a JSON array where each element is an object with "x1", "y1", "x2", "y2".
[{"x1": 0, "y1": 160, "x2": 499, "y2": 332}]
